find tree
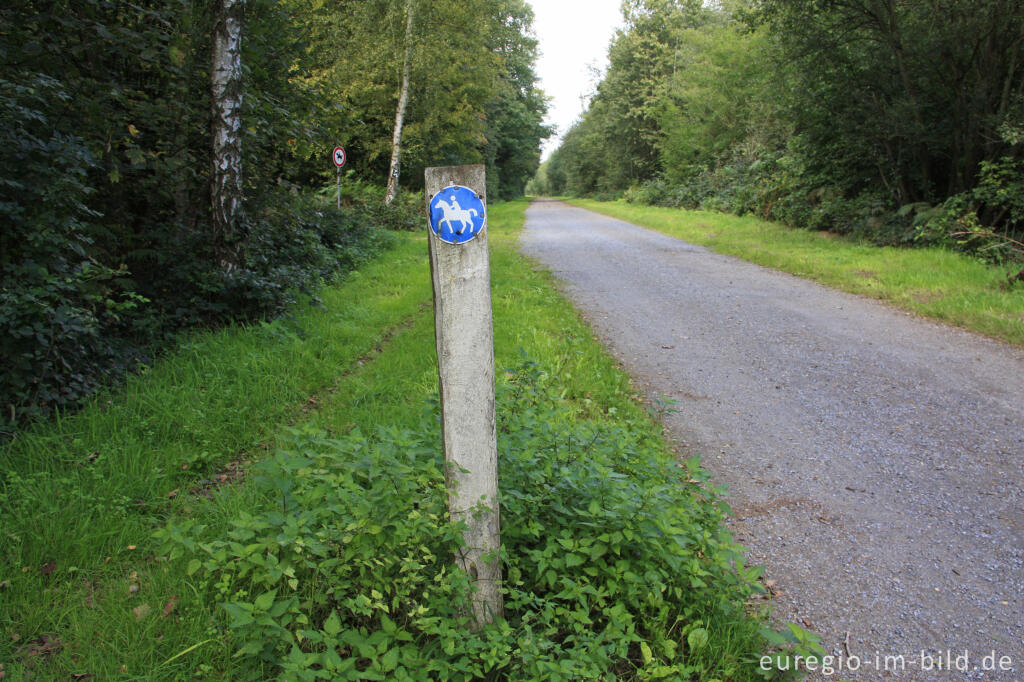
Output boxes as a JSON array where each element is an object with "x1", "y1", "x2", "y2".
[
  {"x1": 211, "y1": 0, "x2": 246, "y2": 263},
  {"x1": 751, "y1": 0, "x2": 1024, "y2": 204},
  {"x1": 1, "y1": 0, "x2": 550, "y2": 427},
  {"x1": 482, "y1": 0, "x2": 552, "y2": 199},
  {"x1": 542, "y1": 0, "x2": 716, "y2": 195},
  {"x1": 652, "y1": 18, "x2": 770, "y2": 183},
  {"x1": 384, "y1": 0, "x2": 416, "y2": 204}
]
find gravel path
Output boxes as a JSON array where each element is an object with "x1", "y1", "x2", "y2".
[{"x1": 520, "y1": 199, "x2": 1023, "y2": 680}]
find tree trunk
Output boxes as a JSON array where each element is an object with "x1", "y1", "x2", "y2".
[
  {"x1": 998, "y1": 19, "x2": 1024, "y2": 123},
  {"x1": 384, "y1": 0, "x2": 415, "y2": 205},
  {"x1": 869, "y1": 0, "x2": 931, "y2": 199},
  {"x1": 211, "y1": 0, "x2": 245, "y2": 265}
]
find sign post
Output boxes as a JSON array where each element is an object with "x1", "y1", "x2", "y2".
[
  {"x1": 425, "y1": 164, "x2": 502, "y2": 628},
  {"x1": 332, "y1": 146, "x2": 346, "y2": 209}
]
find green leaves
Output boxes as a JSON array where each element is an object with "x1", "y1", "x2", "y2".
[
  {"x1": 546, "y1": 0, "x2": 1024, "y2": 267},
  {"x1": 160, "y1": 362, "x2": 779, "y2": 679}
]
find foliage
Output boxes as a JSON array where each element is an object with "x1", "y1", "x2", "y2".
[
  {"x1": 0, "y1": 72, "x2": 141, "y2": 430},
  {"x1": 1, "y1": 0, "x2": 546, "y2": 431},
  {"x1": 159, "y1": 362, "x2": 804, "y2": 679},
  {"x1": 751, "y1": 0, "x2": 1024, "y2": 204},
  {"x1": 292, "y1": 0, "x2": 549, "y2": 201},
  {"x1": 0, "y1": 201, "x2": 824, "y2": 678},
  {"x1": 0, "y1": 233, "x2": 435, "y2": 632},
  {"x1": 916, "y1": 156, "x2": 1024, "y2": 275},
  {"x1": 541, "y1": 0, "x2": 1024, "y2": 258}
]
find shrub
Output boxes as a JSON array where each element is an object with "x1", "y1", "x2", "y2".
[
  {"x1": 0, "y1": 74, "x2": 143, "y2": 431},
  {"x1": 158, "y1": 361, "x2": 818, "y2": 680},
  {"x1": 1, "y1": 183, "x2": 399, "y2": 434},
  {"x1": 917, "y1": 158, "x2": 1024, "y2": 267},
  {"x1": 142, "y1": 195, "x2": 399, "y2": 329},
  {"x1": 972, "y1": 156, "x2": 1024, "y2": 245},
  {"x1": 318, "y1": 175, "x2": 422, "y2": 232}
]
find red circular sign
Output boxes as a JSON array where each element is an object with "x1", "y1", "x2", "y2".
[{"x1": 332, "y1": 146, "x2": 346, "y2": 168}]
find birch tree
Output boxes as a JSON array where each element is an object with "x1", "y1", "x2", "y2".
[
  {"x1": 211, "y1": 0, "x2": 246, "y2": 262},
  {"x1": 384, "y1": 0, "x2": 416, "y2": 205}
]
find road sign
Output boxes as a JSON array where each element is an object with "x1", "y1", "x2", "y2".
[
  {"x1": 428, "y1": 185, "x2": 486, "y2": 244},
  {"x1": 332, "y1": 146, "x2": 346, "y2": 168}
]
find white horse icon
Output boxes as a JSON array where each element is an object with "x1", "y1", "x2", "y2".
[{"x1": 436, "y1": 196, "x2": 479, "y2": 235}]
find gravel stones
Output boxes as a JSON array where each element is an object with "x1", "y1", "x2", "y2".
[{"x1": 521, "y1": 200, "x2": 1023, "y2": 680}]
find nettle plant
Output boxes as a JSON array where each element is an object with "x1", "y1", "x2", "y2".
[{"x1": 158, "y1": 361, "x2": 817, "y2": 680}]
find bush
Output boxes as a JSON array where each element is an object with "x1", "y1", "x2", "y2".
[
  {"x1": 917, "y1": 158, "x2": 1024, "y2": 267},
  {"x1": 1, "y1": 183, "x2": 400, "y2": 434},
  {"x1": 136, "y1": 195, "x2": 399, "y2": 332},
  {"x1": 0, "y1": 74, "x2": 143, "y2": 431},
  {"x1": 158, "y1": 361, "x2": 818, "y2": 680},
  {"x1": 319, "y1": 175, "x2": 422, "y2": 232}
]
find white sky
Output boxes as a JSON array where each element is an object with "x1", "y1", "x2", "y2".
[{"x1": 527, "y1": 0, "x2": 624, "y2": 160}]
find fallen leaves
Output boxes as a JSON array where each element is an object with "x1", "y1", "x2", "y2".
[
  {"x1": 40, "y1": 561, "x2": 56, "y2": 576},
  {"x1": 189, "y1": 457, "x2": 249, "y2": 498},
  {"x1": 751, "y1": 578, "x2": 783, "y2": 602},
  {"x1": 162, "y1": 595, "x2": 179, "y2": 617},
  {"x1": 19, "y1": 633, "x2": 63, "y2": 660},
  {"x1": 134, "y1": 597, "x2": 177, "y2": 621}
]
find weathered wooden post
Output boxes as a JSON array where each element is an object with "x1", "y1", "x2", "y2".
[{"x1": 424, "y1": 164, "x2": 502, "y2": 627}]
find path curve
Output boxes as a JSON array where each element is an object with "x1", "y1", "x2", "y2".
[{"x1": 520, "y1": 199, "x2": 1023, "y2": 680}]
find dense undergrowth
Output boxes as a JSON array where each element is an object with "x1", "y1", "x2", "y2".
[
  {"x1": 617, "y1": 153, "x2": 1024, "y2": 274},
  {"x1": 157, "y1": 362, "x2": 792, "y2": 680},
  {"x1": 0, "y1": 176, "x2": 409, "y2": 435}
]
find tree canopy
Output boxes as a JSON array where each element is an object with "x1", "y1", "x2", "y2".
[
  {"x1": 1, "y1": 0, "x2": 549, "y2": 430},
  {"x1": 537, "y1": 0, "x2": 1023, "y2": 256}
]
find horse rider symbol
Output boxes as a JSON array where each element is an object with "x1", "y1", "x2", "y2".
[{"x1": 436, "y1": 194, "x2": 478, "y2": 235}]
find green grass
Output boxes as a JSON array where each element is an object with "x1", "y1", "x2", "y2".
[
  {"x1": 0, "y1": 199, "x2": 785, "y2": 679},
  {"x1": 570, "y1": 199, "x2": 1024, "y2": 347},
  {"x1": 0, "y1": 235, "x2": 435, "y2": 677}
]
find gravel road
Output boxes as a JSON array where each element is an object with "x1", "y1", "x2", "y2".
[{"x1": 520, "y1": 199, "x2": 1023, "y2": 680}]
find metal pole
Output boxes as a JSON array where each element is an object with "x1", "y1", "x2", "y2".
[{"x1": 336, "y1": 168, "x2": 341, "y2": 210}]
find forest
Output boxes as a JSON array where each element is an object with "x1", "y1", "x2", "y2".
[
  {"x1": 533, "y1": 0, "x2": 1024, "y2": 267},
  {"x1": 1, "y1": 0, "x2": 549, "y2": 432}
]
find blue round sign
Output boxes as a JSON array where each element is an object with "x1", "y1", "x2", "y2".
[{"x1": 428, "y1": 185, "x2": 486, "y2": 244}]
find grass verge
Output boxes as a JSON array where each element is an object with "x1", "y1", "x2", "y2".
[
  {"x1": 570, "y1": 199, "x2": 1024, "y2": 347},
  {"x1": 0, "y1": 200, "x2": 810, "y2": 679}
]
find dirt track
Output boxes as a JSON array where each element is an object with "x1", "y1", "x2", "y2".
[{"x1": 520, "y1": 199, "x2": 1023, "y2": 680}]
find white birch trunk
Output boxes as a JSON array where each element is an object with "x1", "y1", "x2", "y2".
[
  {"x1": 384, "y1": 0, "x2": 415, "y2": 205},
  {"x1": 211, "y1": 0, "x2": 245, "y2": 259}
]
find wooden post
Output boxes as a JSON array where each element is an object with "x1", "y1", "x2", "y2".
[{"x1": 425, "y1": 164, "x2": 502, "y2": 627}]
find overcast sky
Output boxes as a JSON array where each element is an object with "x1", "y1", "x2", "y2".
[{"x1": 527, "y1": 0, "x2": 624, "y2": 160}]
